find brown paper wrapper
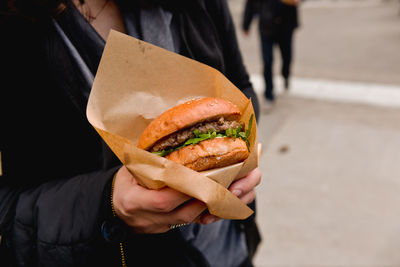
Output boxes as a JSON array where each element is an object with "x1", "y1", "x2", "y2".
[{"x1": 87, "y1": 30, "x2": 259, "y2": 219}]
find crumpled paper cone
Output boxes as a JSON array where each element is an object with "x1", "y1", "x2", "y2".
[{"x1": 87, "y1": 30, "x2": 259, "y2": 219}]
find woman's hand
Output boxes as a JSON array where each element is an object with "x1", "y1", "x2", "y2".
[
  {"x1": 112, "y1": 166, "x2": 207, "y2": 233},
  {"x1": 198, "y1": 167, "x2": 262, "y2": 224},
  {"x1": 113, "y1": 166, "x2": 261, "y2": 232}
]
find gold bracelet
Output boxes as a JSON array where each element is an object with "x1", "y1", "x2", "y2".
[{"x1": 111, "y1": 173, "x2": 127, "y2": 267}]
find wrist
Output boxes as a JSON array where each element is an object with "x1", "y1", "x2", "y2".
[{"x1": 101, "y1": 170, "x2": 128, "y2": 244}]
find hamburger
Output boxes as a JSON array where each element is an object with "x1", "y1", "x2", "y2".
[{"x1": 137, "y1": 97, "x2": 254, "y2": 171}]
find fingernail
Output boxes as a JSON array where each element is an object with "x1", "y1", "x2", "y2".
[{"x1": 232, "y1": 189, "x2": 242, "y2": 197}]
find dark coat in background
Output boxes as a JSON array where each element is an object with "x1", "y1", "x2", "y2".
[
  {"x1": 242, "y1": 0, "x2": 299, "y2": 37},
  {"x1": 0, "y1": 0, "x2": 260, "y2": 266}
]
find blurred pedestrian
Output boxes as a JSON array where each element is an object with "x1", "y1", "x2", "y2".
[
  {"x1": 242, "y1": 0, "x2": 300, "y2": 107},
  {"x1": 0, "y1": 0, "x2": 262, "y2": 266}
]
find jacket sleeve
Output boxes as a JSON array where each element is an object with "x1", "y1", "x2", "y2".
[
  {"x1": 206, "y1": 0, "x2": 260, "y2": 120},
  {"x1": 0, "y1": 70, "x2": 121, "y2": 266},
  {"x1": 0, "y1": 16, "x2": 121, "y2": 266},
  {"x1": 242, "y1": 0, "x2": 259, "y2": 32},
  {"x1": 1, "y1": 164, "x2": 119, "y2": 265}
]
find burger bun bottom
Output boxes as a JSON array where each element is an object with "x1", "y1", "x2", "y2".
[{"x1": 165, "y1": 137, "x2": 249, "y2": 172}]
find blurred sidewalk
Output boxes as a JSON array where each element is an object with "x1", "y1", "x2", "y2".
[
  {"x1": 254, "y1": 94, "x2": 400, "y2": 267},
  {"x1": 228, "y1": 0, "x2": 400, "y2": 266}
]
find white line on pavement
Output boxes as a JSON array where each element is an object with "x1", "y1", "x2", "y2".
[
  {"x1": 301, "y1": 0, "x2": 384, "y2": 8},
  {"x1": 250, "y1": 74, "x2": 400, "y2": 108}
]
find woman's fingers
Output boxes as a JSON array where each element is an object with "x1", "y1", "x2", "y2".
[
  {"x1": 197, "y1": 190, "x2": 257, "y2": 224},
  {"x1": 124, "y1": 199, "x2": 207, "y2": 234},
  {"x1": 114, "y1": 166, "x2": 192, "y2": 214},
  {"x1": 113, "y1": 166, "x2": 208, "y2": 233},
  {"x1": 197, "y1": 168, "x2": 262, "y2": 224},
  {"x1": 113, "y1": 166, "x2": 262, "y2": 234},
  {"x1": 168, "y1": 199, "x2": 207, "y2": 225},
  {"x1": 237, "y1": 189, "x2": 256, "y2": 204},
  {"x1": 140, "y1": 186, "x2": 193, "y2": 213},
  {"x1": 229, "y1": 167, "x2": 261, "y2": 198},
  {"x1": 198, "y1": 213, "x2": 220, "y2": 225}
]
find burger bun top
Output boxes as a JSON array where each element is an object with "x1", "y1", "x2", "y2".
[{"x1": 138, "y1": 97, "x2": 241, "y2": 150}]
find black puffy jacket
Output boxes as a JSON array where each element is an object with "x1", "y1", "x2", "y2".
[{"x1": 0, "y1": 0, "x2": 260, "y2": 266}]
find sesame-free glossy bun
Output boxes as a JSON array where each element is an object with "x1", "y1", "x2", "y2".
[
  {"x1": 165, "y1": 137, "x2": 249, "y2": 172},
  {"x1": 138, "y1": 97, "x2": 241, "y2": 150}
]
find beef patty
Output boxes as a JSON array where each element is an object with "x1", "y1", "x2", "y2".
[{"x1": 151, "y1": 117, "x2": 244, "y2": 152}]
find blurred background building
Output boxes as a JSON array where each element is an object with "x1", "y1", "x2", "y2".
[{"x1": 227, "y1": 0, "x2": 400, "y2": 266}]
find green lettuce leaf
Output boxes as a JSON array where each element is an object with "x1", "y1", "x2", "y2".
[{"x1": 152, "y1": 114, "x2": 254, "y2": 156}]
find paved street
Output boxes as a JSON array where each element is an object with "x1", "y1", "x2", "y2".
[
  {"x1": 230, "y1": 0, "x2": 400, "y2": 85},
  {"x1": 228, "y1": 0, "x2": 400, "y2": 266},
  {"x1": 254, "y1": 97, "x2": 400, "y2": 267}
]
